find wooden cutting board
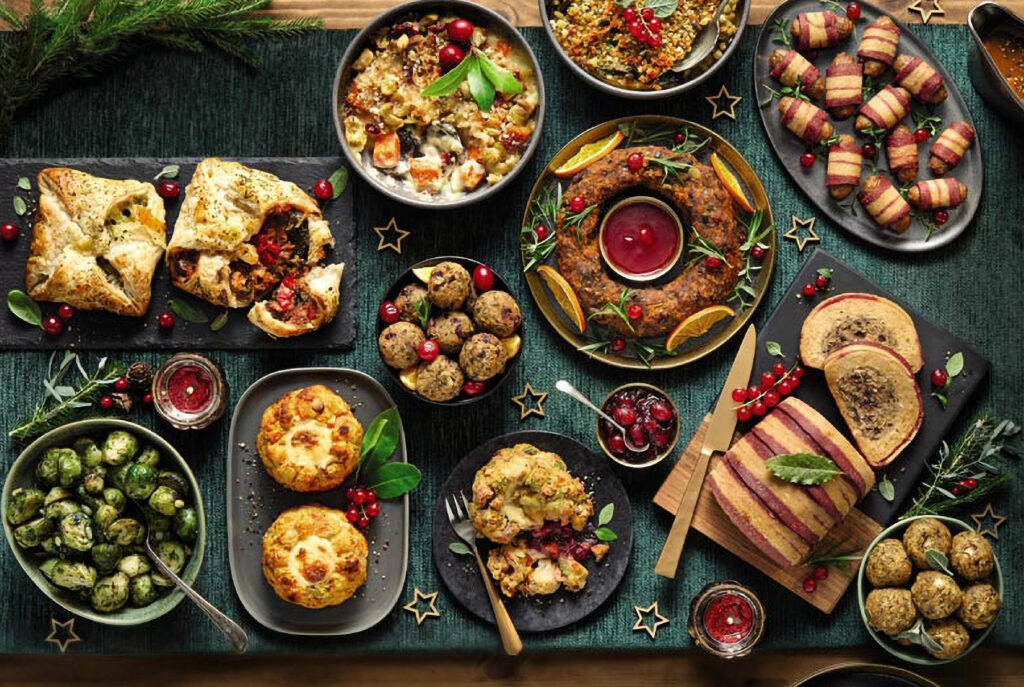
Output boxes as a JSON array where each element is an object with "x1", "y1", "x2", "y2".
[{"x1": 653, "y1": 414, "x2": 884, "y2": 614}]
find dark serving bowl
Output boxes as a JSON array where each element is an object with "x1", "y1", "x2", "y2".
[
  {"x1": 375, "y1": 256, "x2": 523, "y2": 407},
  {"x1": 538, "y1": 0, "x2": 749, "y2": 99},
  {"x1": 968, "y1": 2, "x2": 1024, "y2": 127},
  {"x1": 331, "y1": 0, "x2": 546, "y2": 209}
]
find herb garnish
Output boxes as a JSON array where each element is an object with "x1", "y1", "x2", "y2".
[
  {"x1": 931, "y1": 352, "x2": 963, "y2": 408},
  {"x1": 765, "y1": 453, "x2": 843, "y2": 485},
  {"x1": 7, "y1": 289, "x2": 42, "y2": 327},
  {"x1": 686, "y1": 231, "x2": 727, "y2": 267},
  {"x1": 895, "y1": 618, "x2": 944, "y2": 653},
  {"x1": 414, "y1": 297, "x2": 431, "y2": 331},
  {"x1": 154, "y1": 165, "x2": 180, "y2": 181},
  {"x1": 732, "y1": 210, "x2": 772, "y2": 309},
  {"x1": 765, "y1": 341, "x2": 784, "y2": 357},
  {"x1": 210, "y1": 310, "x2": 230, "y2": 332},
  {"x1": 421, "y1": 49, "x2": 522, "y2": 112},
  {"x1": 17, "y1": 177, "x2": 31, "y2": 191},
  {"x1": 878, "y1": 473, "x2": 896, "y2": 502},
  {"x1": 771, "y1": 18, "x2": 793, "y2": 48},
  {"x1": 327, "y1": 165, "x2": 349, "y2": 200},
  {"x1": 169, "y1": 298, "x2": 209, "y2": 324},
  {"x1": 13, "y1": 196, "x2": 27, "y2": 216},
  {"x1": 587, "y1": 288, "x2": 635, "y2": 333},
  {"x1": 563, "y1": 200, "x2": 598, "y2": 244},
  {"x1": 594, "y1": 502, "x2": 618, "y2": 541},
  {"x1": 353, "y1": 407, "x2": 420, "y2": 499},
  {"x1": 912, "y1": 110, "x2": 942, "y2": 137},
  {"x1": 614, "y1": 0, "x2": 678, "y2": 18},
  {"x1": 924, "y1": 548, "x2": 954, "y2": 575},
  {"x1": 805, "y1": 542, "x2": 862, "y2": 577},
  {"x1": 449, "y1": 541, "x2": 472, "y2": 556},
  {"x1": 759, "y1": 82, "x2": 810, "y2": 108},
  {"x1": 647, "y1": 156, "x2": 693, "y2": 184},
  {"x1": 521, "y1": 184, "x2": 560, "y2": 272}
]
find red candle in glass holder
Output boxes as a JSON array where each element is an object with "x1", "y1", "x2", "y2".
[{"x1": 152, "y1": 353, "x2": 227, "y2": 430}]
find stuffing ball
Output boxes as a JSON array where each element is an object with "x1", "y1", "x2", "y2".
[
  {"x1": 416, "y1": 355, "x2": 464, "y2": 402},
  {"x1": 459, "y1": 332, "x2": 508, "y2": 381},
  {"x1": 378, "y1": 322, "x2": 426, "y2": 369},
  {"x1": 911, "y1": 571, "x2": 963, "y2": 620},
  {"x1": 958, "y1": 582, "x2": 1001, "y2": 630},
  {"x1": 925, "y1": 617, "x2": 971, "y2": 660},
  {"x1": 394, "y1": 283, "x2": 429, "y2": 324},
  {"x1": 950, "y1": 530, "x2": 996, "y2": 581},
  {"x1": 903, "y1": 517, "x2": 952, "y2": 569},
  {"x1": 472, "y1": 290, "x2": 522, "y2": 338},
  {"x1": 427, "y1": 261, "x2": 471, "y2": 310},
  {"x1": 865, "y1": 538, "x2": 913, "y2": 587},
  {"x1": 427, "y1": 311, "x2": 475, "y2": 354},
  {"x1": 865, "y1": 587, "x2": 917, "y2": 635}
]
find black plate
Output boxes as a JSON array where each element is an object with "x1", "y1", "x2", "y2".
[
  {"x1": 0, "y1": 157, "x2": 355, "y2": 350},
  {"x1": 753, "y1": 0, "x2": 983, "y2": 252},
  {"x1": 787, "y1": 662, "x2": 941, "y2": 687},
  {"x1": 431, "y1": 430, "x2": 633, "y2": 632},
  {"x1": 754, "y1": 249, "x2": 988, "y2": 523}
]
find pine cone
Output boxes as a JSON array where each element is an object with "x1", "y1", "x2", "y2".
[
  {"x1": 125, "y1": 361, "x2": 153, "y2": 391},
  {"x1": 111, "y1": 392, "x2": 133, "y2": 412}
]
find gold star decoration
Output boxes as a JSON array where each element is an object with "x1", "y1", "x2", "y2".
[
  {"x1": 511, "y1": 381, "x2": 547, "y2": 421},
  {"x1": 908, "y1": 0, "x2": 945, "y2": 23},
  {"x1": 45, "y1": 617, "x2": 80, "y2": 654},
  {"x1": 705, "y1": 84, "x2": 742, "y2": 121},
  {"x1": 373, "y1": 217, "x2": 410, "y2": 254},
  {"x1": 633, "y1": 602, "x2": 670, "y2": 640},
  {"x1": 403, "y1": 587, "x2": 440, "y2": 625},
  {"x1": 784, "y1": 216, "x2": 820, "y2": 253},
  {"x1": 971, "y1": 503, "x2": 1008, "y2": 539}
]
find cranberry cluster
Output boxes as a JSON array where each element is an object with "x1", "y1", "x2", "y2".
[
  {"x1": 803, "y1": 564, "x2": 829, "y2": 593},
  {"x1": 600, "y1": 386, "x2": 677, "y2": 462},
  {"x1": 527, "y1": 523, "x2": 599, "y2": 562},
  {"x1": 438, "y1": 18, "x2": 475, "y2": 71},
  {"x1": 622, "y1": 5, "x2": 663, "y2": 48},
  {"x1": 344, "y1": 485, "x2": 380, "y2": 529},
  {"x1": 800, "y1": 270, "x2": 831, "y2": 298},
  {"x1": 99, "y1": 375, "x2": 154, "y2": 411},
  {"x1": 731, "y1": 361, "x2": 806, "y2": 421}
]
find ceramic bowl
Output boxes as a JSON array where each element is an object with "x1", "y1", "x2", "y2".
[
  {"x1": 856, "y1": 515, "x2": 1003, "y2": 665},
  {"x1": 597, "y1": 196, "x2": 684, "y2": 283},
  {"x1": 968, "y1": 2, "x2": 1024, "y2": 127},
  {"x1": 331, "y1": 0, "x2": 546, "y2": 209},
  {"x1": 595, "y1": 383, "x2": 679, "y2": 468},
  {"x1": 2, "y1": 419, "x2": 206, "y2": 625}
]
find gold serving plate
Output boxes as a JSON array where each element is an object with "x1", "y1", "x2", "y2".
[{"x1": 519, "y1": 115, "x2": 775, "y2": 371}]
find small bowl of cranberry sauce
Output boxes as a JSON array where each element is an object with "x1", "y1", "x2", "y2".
[{"x1": 597, "y1": 383, "x2": 679, "y2": 468}]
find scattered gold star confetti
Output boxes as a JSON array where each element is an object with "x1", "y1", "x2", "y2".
[
  {"x1": 633, "y1": 602, "x2": 670, "y2": 640},
  {"x1": 908, "y1": 0, "x2": 945, "y2": 23},
  {"x1": 373, "y1": 217, "x2": 410, "y2": 254},
  {"x1": 511, "y1": 381, "x2": 547, "y2": 420},
  {"x1": 705, "y1": 84, "x2": 742, "y2": 121},
  {"x1": 45, "y1": 617, "x2": 80, "y2": 654},
  {"x1": 403, "y1": 587, "x2": 440, "y2": 625},
  {"x1": 971, "y1": 503, "x2": 1007, "y2": 539},
  {"x1": 784, "y1": 216, "x2": 820, "y2": 253}
]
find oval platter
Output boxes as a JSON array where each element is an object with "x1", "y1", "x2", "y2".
[
  {"x1": 785, "y1": 662, "x2": 942, "y2": 687},
  {"x1": 226, "y1": 367, "x2": 409, "y2": 635},
  {"x1": 520, "y1": 115, "x2": 775, "y2": 370},
  {"x1": 431, "y1": 430, "x2": 633, "y2": 632},
  {"x1": 753, "y1": 0, "x2": 983, "y2": 252}
]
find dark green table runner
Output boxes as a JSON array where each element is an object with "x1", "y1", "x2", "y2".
[{"x1": 0, "y1": 26, "x2": 1020, "y2": 655}]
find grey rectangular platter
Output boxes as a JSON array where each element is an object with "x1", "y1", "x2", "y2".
[
  {"x1": 226, "y1": 367, "x2": 409, "y2": 635},
  {"x1": 0, "y1": 157, "x2": 355, "y2": 350}
]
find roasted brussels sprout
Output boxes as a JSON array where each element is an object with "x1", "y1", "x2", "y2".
[
  {"x1": 82, "y1": 467, "x2": 106, "y2": 495},
  {"x1": 107, "y1": 463, "x2": 131, "y2": 490},
  {"x1": 101, "y1": 431, "x2": 138, "y2": 466},
  {"x1": 174, "y1": 507, "x2": 198, "y2": 542},
  {"x1": 73, "y1": 437, "x2": 104, "y2": 468},
  {"x1": 57, "y1": 450, "x2": 83, "y2": 488},
  {"x1": 130, "y1": 574, "x2": 159, "y2": 606},
  {"x1": 57, "y1": 512, "x2": 94, "y2": 553},
  {"x1": 39, "y1": 536, "x2": 60, "y2": 556},
  {"x1": 147, "y1": 512, "x2": 172, "y2": 534},
  {"x1": 136, "y1": 445, "x2": 160, "y2": 468},
  {"x1": 106, "y1": 517, "x2": 145, "y2": 546},
  {"x1": 44, "y1": 486, "x2": 74, "y2": 505},
  {"x1": 91, "y1": 543, "x2": 123, "y2": 572},
  {"x1": 91, "y1": 572, "x2": 130, "y2": 612},
  {"x1": 49, "y1": 559, "x2": 98, "y2": 591},
  {"x1": 156, "y1": 471, "x2": 189, "y2": 496},
  {"x1": 39, "y1": 557, "x2": 59, "y2": 580},
  {"x1": 124, "y1": 463, "x2": 158, "y2": 500},
  {"x1": 148, "y1": 485, "x2": 181, "y2": 516},
  {"x1": 14, "y1": 516, "x2": 54, "y2": 548},
  {"x1": 150, "y1": 569, "x2": 173, "y2": 588},
  {"x1": 44, "y1": 499, "x2": 82, "y2": 521},
  {"x1": 102, "y1": 487, "x2": 126, "y2": 514},
  {"x1": 92, "y1": 504, "x2": 119, "y2": 531},
  {"x1": 6, "y1": 487, "x2": 44, "y2": 525},
  {"x1": 117, "y1": 553, "x2": 151, "y2": 578},
  {"x1": 155, "y1": 540, "x2": 188, "y2": 575}
]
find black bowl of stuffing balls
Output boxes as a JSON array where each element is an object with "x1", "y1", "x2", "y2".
[
  {"x1": 376, "y1": 256, "x2": 524, "y2": 406},
  {"x1": 857, "y1": 515, "x2": 1003, "y2": 665}
]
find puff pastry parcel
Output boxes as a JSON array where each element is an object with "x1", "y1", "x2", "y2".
[
  {"x1": 166, "y1": 158, "x2": 335, "y2": 309},
  {"x1": 248, "y1": 263, "x2": 344, "y2": 338},
  {"x1": 25, "y1": 168, "x2": 167, "y2": 317}
]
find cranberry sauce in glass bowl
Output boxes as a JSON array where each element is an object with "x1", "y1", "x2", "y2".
[
  {"x1": 597, "y1": 383, "x2": 679, "y2": 468},
  {"x1": 598, "y1": 196, "x2": 683, "y2": 282}
]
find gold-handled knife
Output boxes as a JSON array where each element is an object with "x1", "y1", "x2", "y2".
[{"x1": 654, "y1": 324, "x2": 757, "y2": 579}]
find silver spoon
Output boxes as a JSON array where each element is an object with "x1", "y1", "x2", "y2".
[
  {"x1": 671, "y1": 0, "x2": 732, "y2": 73},
  {"x1": 555, "y1": 380, "x2": 649, "y2": 453}
]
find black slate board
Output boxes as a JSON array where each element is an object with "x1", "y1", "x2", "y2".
[
  {"x1": 431, "y1": 430, "x2": 633, "y2": 632},
  {"x1": 755, "y1": 249, "x2": 988, "y2": 524},
  {"x1": 0, "y1": 157, "x2": 355, "y2": 350},
  {"x1": 753, "y1": 0, "x2": 983, "y2": 252}
]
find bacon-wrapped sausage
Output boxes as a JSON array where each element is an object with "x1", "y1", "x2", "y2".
[
  {"x1": 779, "y1": 96, "x2": 835, "y2": 144},
  {"x1": 929, "y1": 121, "x2": 975, "y2": 175},
  {"x1": 855, "y1": 85, "x2": 911, "y2": 132},
  {"x1": 907, "y1": 178, "x2": 969, "y2": 210},
  {"x1": 893, "y1": 55, "x2": 948, "y2": 105},
  {"x1": 826, "y1": 134, "x2": 862, "y2": 200},
  {"x1": 825, "y1": 53, "x2": 863, "y2": 120},
  {"x1": 790, "y1": 12, "x2": 854, "y2": 51},
  {"x1": 857, "y1": 16, "x2": 901, "y2": 77},
  {"x1": 859, "y1": 175, "x2": 911, "y2": 233},
  {"x1": 769, "y1": 49, "x2": 825, "y2": 100},
  {"x1": 886, "y1": 125, "x2": 919, "y2": 184}
]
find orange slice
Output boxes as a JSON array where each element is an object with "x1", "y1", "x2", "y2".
[
  {"x1": 665, "y1": 305, "x2": 735, "y2": 351},
  {"x1": 399, "y1": 365, "x2": 419, "y2": 391},
  {"x1": 411, "y1": 266, "x2": 434, "y2": 283},
  {"x1": 711, "y1": 152, "x2": 755, "y2": 213},
  {"x1": 537, "y1": 265, "x2": 586, "y2": 334},
  {"x1": 502, "y1": 334, "x2": 522, "y2": 358},
  {"x1": 553, "y1": 131, "x2": 624, "y2": 178}
]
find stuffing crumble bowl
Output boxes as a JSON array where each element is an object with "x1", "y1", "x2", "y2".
[{"x1": 333, "y1": 0, "x2": 545, "y2": 207}]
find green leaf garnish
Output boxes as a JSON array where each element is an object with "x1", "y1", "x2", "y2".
[
  {"x1": 765, "y1": 341, "x2": 784, "y2": 357},
  {"x1": 477, "y1": 51, "x2": 522, "y2": 95},
  {"x1": 946, "y1": 351, "x2": 964, "y2": 377},
  {"x1": 154, "y1": 164, "x2": 180, "y2": 181},
  {"x1": 421, "y1": 49, "x2": 521, "y2": 112},
  {"x1": 169, "y1": 298, "x2": 209, "y2": 323},
  {"x1": 13, "y1": 196, "x2": 26, "y2": 216},
  {"x1": 449, "y1": 541, "x2": 472, "y2": 556},
  {"x1": 594, "y1": 526, "x2": 618, "y2": 542},
  {"x1": 597, "y1": 503, "x2": 614, "y2": 527},
  {"x1": 466, "y1": 56, "x2": 495, "y2": 115},
  {"x1": 17, "y1": 176, "x2": 30, "y2": 190},
  {"x1": 327, "y1": 165, "x2": 349, "y2": 199},
  {"x1": 878, "y1": 474, "x2": 896, "y2": 502},
  {"x1": 765, "y1": 453, "x2": 842, "y2": 485},
  {"x1": 366, "y1": 462, "x2": 421, "y2": 499},
  {"x1": 7, "y1": 289, "x2": 41, "y2": 327},
  {"x1": 421, "y1": 54, "x2": 473, "y2": 98},
  {"x1": 925, "y1": 548, "x2": 953, "y2": 575},
  {"x1": 210, "y1": 310, "x2": 229, "y2": 332}
]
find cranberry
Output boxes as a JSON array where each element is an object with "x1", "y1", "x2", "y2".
[
  {"x1": 736, "y1": 406, "x2": 752, "y2": 422},
  {"x1": 793, "y1": 365, "x2": 806, "y2": 378},
  {"x1": 952, "y1": 485, "x2": 962, "y2": 496},
  {"x1": 751, "y1": 245, "x2": 766, "y2": 261},
  {"x1": 778, "y1": 379, "x2": 793, "y2": 396},
  {"x1": 861, "y1": 143, "x2": 877, "y2": 159},
  {"x1": 648, "y1": 33, "x2": 663, "y2": 48},
  {"x1": 650, "y1": 401, "x2": 673, "y2": 422},
  {"x1": 571, "y1": 544, "x2": 591, "y2": 561},
  {"x1": 803, "y1": 577, "x2": 817, "y2": 593},
  {"x1": 379, "y1": 301, "x2": 400, "y2": 324},
  {"x1": 800, "y1": 152, "x2": 816, "y2": 169},
  {"x1": 732, "y1": 387, "x2": 748, "y2": 403},
  {"x1": 674, "y1": 132, "x2": 687, "y2": 144},
  {"x1": 418, "y1": 338, "x2": 440, "y2": 362},
  {"x1": 638, "y1": 224, "x2": 656, "y2": 246},
  {"x1": 648, "y1": 18, "x2": 662, "y2": 32},
  {"x1": 463, "y1": 380, "x2": 486, "y2": 395},
  {"x1": 607, "y1": 433, "x2": 626, "y2": 453},
  {"x1": 313, "y1": 178, "x2": 333, "y2": 201},
  {"x1": 352, "y1": 488, "x2": 367, "y2": 504},
  {"x1": 357, "y1": 517, "x2": 370, "y2": 529},
  {"x1": 628, "y1": 20, "x2": 644, "y2": 39},
  {"x1": 704, "y1": 255, "x2": 723, "y2": 269},
  {"x1": 534, "y1": 224, "x2": 549, "y2": 240},
  {"x1": 751, "y1": 400, "x2": 767, "y2": 417},
  {"x1": 790, "y1": 375, "x2": 801, "y2": 389},
  {"x1": 156, "y1": 179, "x2": 180, "y2": 199},
  {"x1": 815, "y1": 565, "x2": 829, "y2": 580},
  {"x1": 346, "y1": 506, "x2": 360, "y2": 523},
  {"x1": 569, "y1": 195, "x2": 586, "y2": 213},
  {"x1": 931, "y1": 368, "x2": 948, "y2": 387},
  {"x1": 845, "y1": 2, "x2": 861, "y2": 19},
  {"x1": 365, "y1": 501, "x2": 380, "y2": 517},
  {"x1": 764, "y1": 389, "x2": 781, "y2": 407},
  {"x1": 364, "y1": 122, "x2": 381, "y2": 135},
  {"x1": 629, "y1": 423, "x2": 646, "y2": 447},
  {"x1": 611, "y1": 338, "x2": 626, "y2": 353},
  {"x1": 653, "y1": 430, "x2": 671, "y2": 448},
  {"x1": 142, "y1": 392, "x2": 153, "y2": 405},
  {"x1": 99, "y1": 395, "x2": 114, "y2": 410},
  {"x1": 626, "y1": 152, "x2": 644, "y2": 172},
  {"x1": 815, "y1": 274, "x2": 830, "y2": 290},
  {"x1": 933, "y1": 210, "x2": 949, "y2": 225},
  {"x1": 57, "y1": 304, "x2": 74, "y2": 321},
  {"x1": 114, "y1": 377, "x2": 129, "y2": 392},
  {"x1": 746, "y1": 386, "x2": 761, "y2": 402},
  {"x1": 42, "y1": 316, "x2": 63, "y2": 336},
  {"x1": 438, "y1": 44, "x2": 465, "y2": 71},
  {"x1": 913, "y1": 127, "x2": 928, "y2": 143},
  {"x1": 345, "y1": 487, "x2": 357, "y2": 502},
  {"x1": 365, "y1": 490, "x2": 377, "y2": 504},
  {"x1": 959, "y1": 478, "x2": 978, "y2": 490},
  {"x1": 157, "y1": 312, "x2": 175, "y2": 329},
  {"x1": 627, "y1": 303, "x2": 643, "y2": 320},
  {"x1": 473, "y1": 265, "x2": 495, "y2": 292},
  {"x1": 640, "y1": 7, "x2": 654, "y2": 20},
  {"x1": 772, "y1": 362, "x2": 787, "y2": 377},
  {"x1": 1, "y1": 222, "x2": 18, "y2": 241},
  {"x1": 761, "y1": 371, "x2": 776, "y2": 389},
  {"x1": 642, "y1": 417, "x2": 658, "y2": 433},
  {"x1": 613, "y1": 404, "x2": 637, "y2": 427},
  {"x1": 447, "y1": 18, "x2": 474, "y2": 43},
  {"x1": 623, "y1": 7, "x2": 637, "y2": 21},
  {"x1": 802, "y1": 283, "x2": 817, "y2": 297}
]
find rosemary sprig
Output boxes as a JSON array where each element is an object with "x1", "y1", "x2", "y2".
[
  {"x1": 686, "y1": 231, "x2": 727, "y2": 267},
  {"x1": 731, "y1": 210, "x2": 772, "y2": 310},
  {"x1": 671, "y1": 128, "x2": 710, "y2": 156},
  {"x1": 634, "y1": 341, "x2": 671, "y2": 368},
  {"x1": 647, "y1": 156, "x2": 693, "y2": 184},
  {"x1": 587, "y1": 288, "x2": 635, "y2": 333},
  {"x1": 618, "y1": 121, "x2": 674, "y2": 146},
  {"x1": 562, "y1": 201, "x2": 598, "y2": 244},
  {"x1": 805, "y1": 541, "x2": 863, "y2": 578},
  {"x1": 771, "y1": 17, "x2": 793, "y2": 48},
  {"x1": 9, "y1": 353, "x2": 123, "y2": 441},
  {"x1": 521, "y1": 184, "x2": 561, "y2": 272}
]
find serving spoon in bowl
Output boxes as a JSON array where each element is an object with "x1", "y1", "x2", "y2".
[
  {"x1": 555, "y1": 380, "x2": 649, "y2": 453},
  {"x1": 671, "y1": 0, "x2": 732, "y2": 73}
]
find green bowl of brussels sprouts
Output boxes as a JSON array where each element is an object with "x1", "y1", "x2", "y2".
[{"x1": 2, "y1": 419, "x2": 205, "y2": 625}]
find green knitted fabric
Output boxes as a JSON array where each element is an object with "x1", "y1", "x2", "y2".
[{"x1": 0, "y1": 26, "x2": 1019, "y2": 654}]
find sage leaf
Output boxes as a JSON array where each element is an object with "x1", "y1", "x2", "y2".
[
  {"x1": 449, "y1": 542, "x2": 472, "y2": 556},
  {"x1": 618, "y1": 0, "x2": 678, "y2": 18},
  {"x1": 7, "y1": 289, "x2": 42, "y2": 327},
  {"x1": 878, "y1": 475, "x2": 895, "y2": 502},
  {"x1": 925, "y1": 548, "x2": 953, "y2": 575},
  {"x1": 210, "y1": 310, "x2": 229, "y2": 331},
  {"x1": 597, "y1": 503, "x2": 614, "y2": 527},
  {"x1": 466, "y1": 56, "x2": 495, "y2": 112},
  {"x1": 816, "y1": 267, "x2": 833, "y2": 279},
  {"x1": 477, "y1": 51, "x2": 522, "y2": 95},
  {"x1": 366, "y1": 462, "x2": 421, "y2": 499},
  {"x1": 169, "y1": 298, "x2": 208, "y2": 323},
  {"x1": 327, "y1": 165, "x2": 349, "y2": 199},
  {"x1": 765, "y1": 340, "x2": 784, "y2": 357},
  {"x1": 358, "y1": 407, "x2": 402, "y2": 480},
  {"x1": 765, "y1": 453, "x2": 842, "y2": 485},
  {"x1": 946, "y1": 351, "x2": 964, "y2": 378},
  {"x1": 595, "y1": 526, "x2": 618, "y2": 542},
  {"x1": 17, "y1": 176, "x2": 30, "y2": 190},
  {"x1": 154, "y1": 164, "x2": 180, "y2": 180},
  {"x1": 421, "y1": 54, "x2": 473, "y2": 97},
  {"x1": 13, "y1": 196, "x2": 26, "y2": 216}
]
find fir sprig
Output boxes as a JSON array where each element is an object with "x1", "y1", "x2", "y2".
[
  {"x1": 0, "y1": 0, "x2": 323, "y2": 138},
  {"x1": 521, "y1": 184, "x2": 561, "y2": 272}
]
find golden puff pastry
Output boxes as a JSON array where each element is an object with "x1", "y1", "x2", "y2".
[
  {"x1": 247, "y1": 262, "x2": 344, "y2": 338},
  {"x1": 25, "y1": 168, "x2": 167, "y2": 317},
  {"x1": 166, "y1": 158, "x2": 334, "y2": 308}
]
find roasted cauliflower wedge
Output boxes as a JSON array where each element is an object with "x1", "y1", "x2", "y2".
[{"x1": 470, "y1": 443, "x2": 593, "y2": 545}]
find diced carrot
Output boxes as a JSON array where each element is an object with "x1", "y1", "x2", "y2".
[{"x1": 372, "y1": 132, "x2": 401, "y2": 169}]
